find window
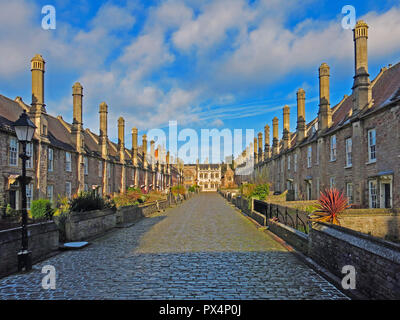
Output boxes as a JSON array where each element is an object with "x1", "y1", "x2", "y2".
[
  {"x1": 66, "y1": 152, "x2": 72, "y2": 172},
  {"x1": 98, "y1": 160, "x2": 103, "y2": 177},
  {"x1": 369, "y1": 180, "x2": 377, "y2": 208},
  {"x1": 9, "y1": 137, "x2": 18, "y2": 166},
  {"x1": 47, "y1": 185, "x2": 54, "y2": 203},
  {"x1": 330, "y1": 177, "x2": 335, "y2": 189},
  {"x1": 26, "y1": 183, "x2": 33, "y2": 210},
  {"x1": 368, "y1": 129, "x2": 376, "y2": 162},
  {"x1": 48, "y1": 148, "x2": 53, "y2": 172},
  {"x1": 215, "y1": 174, "x2": 219, "y2": 178},
  {"x1": 346, "y1": 183, "x2": 353, "y2": 204},
  {"x1": 66, "y1": 181, "x2": 72, "y2": 198},
  {"x1": 316, "y1": 142, "x2": 320, "y2": 165},
  {"x1": 287, "y1": 155, "x2": 291, "y2": 170},
  {"x1": 294, "y1": 154, "x2": 298, "y2": 173},
  {"x1": 316, "y1": 178, "x2": 320, "y2": 195},
  {"x1": 26, "y1": 143, "x2": 33, "y2": 169},
  {"x1": 281, "y1": 157, "x2": 284, "y2": 173},
  {"x1": 84, "y1": 157, "x2": 88, "y2": 175},
  {"x1": 107, "y1": 163, "x2": 111, "y2": 177},
  {"x1": 294, "y1": 183, "x2": 298, "y2": 200},
  {"x1": 307, "y1": 146, "x2": 312, "y2": 168},
  {"x1": 330, "y1": 135, "x2": 336, "y2": 161},
  {"x1": 84, "y1": 184, "x2": 89, "y2": 192},
  {"x1": 345, "y1": 138, "x2": 352, "y2": 167}
]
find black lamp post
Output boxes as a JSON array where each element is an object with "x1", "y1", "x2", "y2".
[{"x1": 13, "y1": 110, "x2": 36, "y2": 272}]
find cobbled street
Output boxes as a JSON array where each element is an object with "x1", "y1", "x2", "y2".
[{"x1": 0, "y1": 193, "x2": 348, "y2": 300}]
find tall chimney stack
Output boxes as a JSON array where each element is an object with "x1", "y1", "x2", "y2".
[
  {"x1": 272, "y1": 117, "x2": 279, "y2": 155},
  {"x1": 296, "y1": 88, "x2": 306, "y2": 142},
  {"x1": 72, "y1": 82, "x2": 83, "y2": 153},
  {"x1": 118, "y1": 117, "x2": 125, "y2": 163},
  {"x1": 99, "y1": 102, "x2": 108, "y2": 159},
  {"x1": 253, "y1": 137, "x2": 258, "y2": 164},
  {"x1": 283, "y1": 105, "x2": 290, "y2": 149},
  {"x1": 31, "y1": 54, "x2": 46, "y2": 113},
  {"x1": 257, "y1": 132, "x2": 263, "y2": 162},
  {"x1": 318, "y1": 63, "x2": 332, "y2": 131},
  {"x1": 264, "y1": 124, "x2": 270, "y2": 159},
  {"x1": 352, "y1": 20, "x2": 371, "y2": 112},
  {"x1": 142, "y1": 134, "x2": 148, "y2": 169},
  {"x1": 132, "y1": 127, "x2": 138, "y2": 166}
]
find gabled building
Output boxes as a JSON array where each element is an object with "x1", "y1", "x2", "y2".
[
  {"x1": 246, "y1": 20, "x2": 400, "y2": 209},
  {"x1": 0, "y1": 55, "x2": 181, "y2": 212}
]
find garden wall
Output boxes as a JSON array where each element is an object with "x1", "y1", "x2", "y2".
[
  {"x1": 65, "y1": 208, "x2": 117, "y2": 241},
  {"x1": 309, "y1": 222, "x2": 400, "y2": 299},
  {"x1": 0, "y1": 221, "x2": 59, "y2": 278},
  {"x1": 222, "y1": 192, "x2": 400, "y2": 299}
]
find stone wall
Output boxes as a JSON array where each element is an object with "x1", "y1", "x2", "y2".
[
  {"x1": 340, "y1": 212, "x2": 400, "y2": 242},
  {"x1": 309, "y1": 222, "x2": 400, "y2": 299},
  {"x1": 222, "y1": 192, "x2": 400, "y2": 299},
  {"x1": 65, "y1": 208, "x2": 117, "y2": 241},
  {"x1": 268, "y1": 220, "x2": 309, "y2": 255},
  {"x1": 0, "y1": 221, "x2": 59, "y2": 278}
]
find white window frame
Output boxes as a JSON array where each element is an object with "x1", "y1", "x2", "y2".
[
  {"x1": 66, "y1": 181, "x2": 72, "y2": 198},
  {"x1": 66, "y1": 152, "x2": 72, "y2": 172},
  {"x1": 287, "y1": 155, "x2": 291, "y2": 170},
  {"x1": 346, "y1": 182, "x2": 353, "y2": 204},
  {"x1": 9, "y1": 137, "x2": 18, "y2": 166},
  {"x1": 84, "y1": 156, "x2": 88, "y2": 175},
  {"x1": 368, "y1": 129, "x2": 376, "y2": 162},
  {"x1": 316, "y1": 142, "x2": 320, "y2": 165},
  {"x1": 330, "y1": 177, "x2": 335, "y2": 189},
  {"x1": 294, "y1": 153, "x2": 297, "y2": 173},
  {"x1": 330, "y1": 135, "x2": 336, "y2": 161},
  {"x1": 98, "y1": 160, "x2": 103, "y2": 177},
  {"x1": 307, "y1": 146, "x2": 312, "y2": 168},
  {"x1": 26, "y1": 142, "x2": 33, "y2": 169},
  {"x1": 47, "y1": 185, "x2": 54, "y2": 203},
  {"x1": 369, "y1": 180, "x2": 378, "y2": 208},
  {"x1": 48, "y1": 148, "x2": 54, "y2": 172},
  {"x1": 345, "y1": 138, "x2": 352, "y2": 167}
]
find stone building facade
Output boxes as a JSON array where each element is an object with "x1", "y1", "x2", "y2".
[
  {"x1": 183, "y1": 163, "x2": 222, "y2": 192},
  {"x1": 242, "y1": 20, "x2": 400, "y2": 209},
  {"x1": 0, "y1": 55, "x2": 183, "y2": 211}
]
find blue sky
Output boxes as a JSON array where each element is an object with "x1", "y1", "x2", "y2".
[{"x1": 0, "y1": 0, "x2": 400, "y2": 163}]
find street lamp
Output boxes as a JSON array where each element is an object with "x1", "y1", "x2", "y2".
[{"x1": 13, "y1": 110, "x2": 36, "y2": 272}]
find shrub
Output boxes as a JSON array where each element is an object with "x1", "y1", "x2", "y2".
[
  {"x1": 309, "y1": 188, "x2": 350, "y2": 225},
  {"x1": 53, "y1": 195, "x2": 70, "y2": 216},
  {"x1": 171, "y1": 185, "x2": 186, "y2": 196},
  {"x1": 251, "y1": 183, "x2": 270, "y2": 200},
  {"x1": 69, "y1": 191, "x2": 115, "y2": 212},
  {"x1": 31, "y1": 199, "x2": 54, "y2": 220},
  {"x1": 240, "y1": 183, "x2": 270, "y2": 201}
]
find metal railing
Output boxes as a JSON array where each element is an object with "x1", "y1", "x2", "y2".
[{"x1": 253, "y1": 199, "x2": 309, "y2": 234}]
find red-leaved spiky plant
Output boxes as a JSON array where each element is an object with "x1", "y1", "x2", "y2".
[{"x1": 309, "y1": 188, "x2": 350, "y2": 225}]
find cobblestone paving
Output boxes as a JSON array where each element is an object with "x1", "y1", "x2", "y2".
[{"x1": 0, "y1": 193, "x2": 348, "y2": 299}]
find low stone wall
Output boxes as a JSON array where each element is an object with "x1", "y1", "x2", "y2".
[
  {"x1": 65, "y1": 208, "x2": 117, "y2": 242},
  {"x1": 0, "y1": 221, "x2": 59, "y2": 278},
  {"x1": 268, "y1": 220, "x2": 308, "y2": 255},
  {"x1": 221, "y1": 192, "x2": 400, "y2": 299},
  {"x1": 309, "y1": 222, "x2": 400, "y2": 299},
  {"x1": 340, "y1": 212, "x2": 400, "y2": 242}
]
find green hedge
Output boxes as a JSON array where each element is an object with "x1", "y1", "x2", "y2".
[{"x1": 31, "y1": 199, "x2": 54, "y2": 219}]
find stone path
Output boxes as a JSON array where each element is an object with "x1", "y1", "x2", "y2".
[{"x1": 0, "y1": 193, "x2": 348, "y2": 299}]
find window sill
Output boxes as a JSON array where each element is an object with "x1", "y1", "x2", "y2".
[
  {"x1": 344, "y1": 165, "x2": 352, "y2": 169},
  {"x1": 329, "y1": 159, "x2": 336, "y2": 162},
  {"x1": 366, "y1": 160, "x2": 376, "y2": 165}
]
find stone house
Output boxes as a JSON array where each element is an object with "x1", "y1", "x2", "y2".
[
  {"x1": 183, "y1": 163, "x2": 222, "y2": 192},
  {"x1": 0, "y1": 55, "x2": 182, "y2": 212},
  {"x1": 247, "y1": 20, "x2": 399, "y2": 209}
]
